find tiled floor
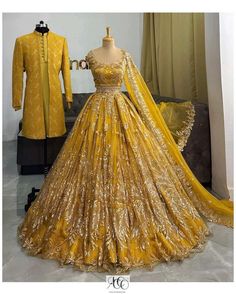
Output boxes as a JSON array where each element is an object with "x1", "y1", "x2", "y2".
[{"x1": 2, "y1": 141, "x2": 234, "y2": 282}]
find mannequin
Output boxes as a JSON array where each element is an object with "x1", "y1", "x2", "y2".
[
  {"x1": 17, "y1": 26, "x2": 233, "y2": 274},
  {"x1": 35, "y1": 20, "x2": 49, "y2": 35},
  {"x1": 91, "y1": 27, "x2": 123, "y2": 64}
]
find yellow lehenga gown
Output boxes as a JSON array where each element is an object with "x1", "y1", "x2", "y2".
[{"x1": 18, "y1": 50, "x2": 233, "y2": 273}]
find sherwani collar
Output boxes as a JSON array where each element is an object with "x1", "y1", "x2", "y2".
[{"x1": 33, "y1": 30, "x2": 50, "y2": 37}]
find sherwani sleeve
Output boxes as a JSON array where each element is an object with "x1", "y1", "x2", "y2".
[
  {"x1": 61, "y1": 38, "x2": 73, "y2": 103},
  {"x1": 12, "y1": 38, "x2": 24, "y2": 109}
]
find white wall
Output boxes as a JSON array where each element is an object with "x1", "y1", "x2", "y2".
[
  {"x1": 219, "y1": 13, "x2": 234, "y2": 199},
  {"x1": 204, "y1": 13, "x2": 234, "y2": 200},
  {"x1": 3, "y1": 13, "x2": 143, "y2": 141}
]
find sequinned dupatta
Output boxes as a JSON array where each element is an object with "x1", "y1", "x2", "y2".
[{"x1": 124, "y1": 52, "x2": 233, "y2": 228}]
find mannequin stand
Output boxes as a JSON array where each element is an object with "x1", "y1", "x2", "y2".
[{"x1": 24, "y1": 138, "x2": 49, "y2": 212}]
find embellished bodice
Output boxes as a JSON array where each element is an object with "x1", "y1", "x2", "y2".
[{"x1": 86, "y1": 49, "x2": 126, "y2": 92}]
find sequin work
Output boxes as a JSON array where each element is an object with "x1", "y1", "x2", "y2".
[{"x1": 17, "y1": 50, "x2": 233, "y2": 274}]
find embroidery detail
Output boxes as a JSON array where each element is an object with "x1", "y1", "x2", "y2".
[{"x1": 17, "y1": 49, "x2": 233, "y2": 274}]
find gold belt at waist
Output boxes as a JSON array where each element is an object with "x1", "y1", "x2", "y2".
[{"x1": 95, "y1": 86, "x2": 121, "y2": 93}]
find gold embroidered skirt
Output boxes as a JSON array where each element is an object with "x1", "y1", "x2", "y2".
[{"x1": 17, "y1": 89, "x2": 229, "y2": 273}]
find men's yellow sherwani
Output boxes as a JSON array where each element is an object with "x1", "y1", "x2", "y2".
[{"x1": 12, "y1": 31, "x2": 72, "y2": 139}]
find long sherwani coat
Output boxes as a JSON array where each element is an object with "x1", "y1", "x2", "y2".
[{"x1": 12, "y1": 31, "x2": 72, "y2": 139}]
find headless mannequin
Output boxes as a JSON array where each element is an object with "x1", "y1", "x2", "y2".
[
  {"x1": 91, "y1": 27, "x2": 123, "y2": 64},
  {"x1": 15, "y1": 21, "x2": 71, "y2": 111},
  {"x1": 35, "y1": 20, "x2": 49, "y2": 35}
]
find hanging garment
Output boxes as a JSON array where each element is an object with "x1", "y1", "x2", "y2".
[
  {"x1": 12, "y1": 30, "x2": 72, "y2": 139},
  {"x1": 17, "y1": 49, "x2": 233, "y2": 274}
]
